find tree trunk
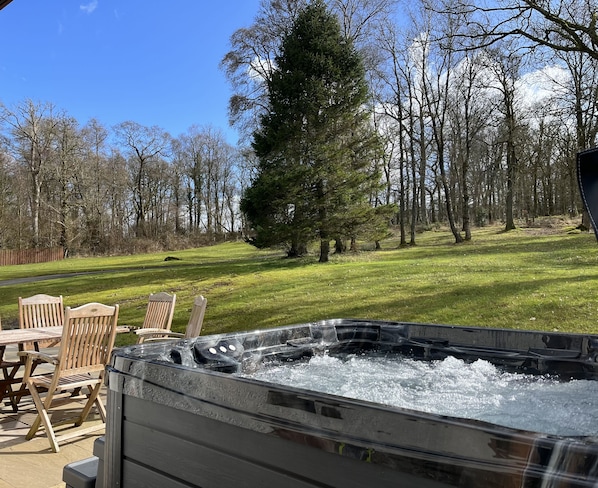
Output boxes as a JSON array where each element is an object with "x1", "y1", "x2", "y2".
[
  {"x1": 319, "y1": 238, "x2": 330, "y2": 263},
  {"x1": 289, "y1": 239, "x2": 308, "y2": 258},
  {"x1": 439, "y1": 154, "x2": 464, "y2": 243},
  {"x1": 505, "y1": 139, "x2": 516, "y2": 231}
]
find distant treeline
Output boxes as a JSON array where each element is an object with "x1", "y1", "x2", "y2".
[{"x1": 1, "y1": 1, "x2": 596, "y2": 254}]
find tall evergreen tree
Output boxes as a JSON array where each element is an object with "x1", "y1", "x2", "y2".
[{"x1": 241, "y1": 0, "x2": 389, "y2": 262}]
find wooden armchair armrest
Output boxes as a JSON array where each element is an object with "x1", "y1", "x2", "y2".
[
  {"x1": 134, "y1": 328, "x2": 173, "y2": 336},
  {"x1": 20, "y1": 350, "x2": 59, "y2": 381},
  {"x1": 144, "y1": 331, "x2": 185, "y2": 341},
  {"x1": 18, "y1": 350, "x2": 58, "y2": 364},
  {"x1": 135, "y1": 328, "x2": 184, "y2": 344}
]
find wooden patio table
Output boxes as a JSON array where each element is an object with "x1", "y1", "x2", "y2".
[{"x1": 0, "y1": 325, "x2": 130, "y2": 411}]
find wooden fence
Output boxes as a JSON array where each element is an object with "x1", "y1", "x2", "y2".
[{"x1": 0, "y1": 247, "x2": 64, "y2": 266}]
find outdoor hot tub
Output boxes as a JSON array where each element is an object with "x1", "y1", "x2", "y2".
[{"x1": 102, "y1": 319, "x2": 598, "y2": 487}]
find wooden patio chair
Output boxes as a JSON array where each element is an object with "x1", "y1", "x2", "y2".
[
  {"x1": 22, "y1": 302, "x2": 119, "y2": 452},
  {"x1": 133, "y1": 292, "x2": 177, "y2": 344},
  {"x1": 9, "y1": 294, "x2": 65, "y2": 408},
  {"x1": 135, "y1": 295, "x2": 207, "y2": 343}
]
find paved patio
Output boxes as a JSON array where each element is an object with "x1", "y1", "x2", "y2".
[
  {"x1": 0, "y1": 346, "x2": 103, "y2": 488},
  {"x1": 0, "y1": 396, "x2": 103, "y2": 488}
]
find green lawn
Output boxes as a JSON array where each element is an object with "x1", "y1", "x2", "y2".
[{"x1": 1, "y1": 222, "x2": 597, "y2": 346}]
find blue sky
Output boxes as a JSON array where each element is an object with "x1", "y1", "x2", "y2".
[{"x1": 0, "y1": 1, "x2": 262, "y2": 144}]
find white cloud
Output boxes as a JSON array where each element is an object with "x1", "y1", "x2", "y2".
[
  {"x1": 80, "y1": 1, "x2": 98, "y2": 14},
  {"x1": 516, "y1": 65, "x2": 570, "y2": 106},
  {"x1": 248, "y1": 56, "x2": 274, "y2": 84}
]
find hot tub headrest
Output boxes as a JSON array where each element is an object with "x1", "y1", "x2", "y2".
[{"x1": 192, "y1": 339, "x2": 244, "y2": 373}]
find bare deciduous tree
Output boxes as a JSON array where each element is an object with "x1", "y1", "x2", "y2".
[
  {"x1": 433, "y1": 0, "x2": 598, "y2": 59},
  {"x1": 0, "y1": 99, "x2": 60, "y2": 247},
  {"x1": 113, "y1": 121, "x2": 171, "y2": 238}
]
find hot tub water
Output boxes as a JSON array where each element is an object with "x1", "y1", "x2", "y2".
[{"x1": 241, "y1": 353, "x2": 598, "y2": 436}]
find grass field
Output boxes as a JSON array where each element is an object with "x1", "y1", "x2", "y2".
[{"x1": 1, "y1": 219, "x2": 598, "y2": 345}]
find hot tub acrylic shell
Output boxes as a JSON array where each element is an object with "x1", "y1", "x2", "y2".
[{"x1": 104, "y1": 319, "x2": 598, "y2": 488}]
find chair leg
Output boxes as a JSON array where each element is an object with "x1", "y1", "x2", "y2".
[
  {"x1": 1, "y1": 364, "x2": 21, "y2": 412},
  {"x1": 1, "y1": 345, "x2": 20, "y2": 411},
  {"x1": 26, "y1": 382, "x2": 60, "y2": 453},
  {"x1": 95, "y1": 394, "x2": 107, "y2": 422},
  {"x1": 75, "y1": 383, "x2": 103, "y2": 426},
  {"x1": 11, "y1": 358, "x2": 44, "y2": 408}
]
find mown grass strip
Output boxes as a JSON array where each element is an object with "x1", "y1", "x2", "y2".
[{"x1": 1, "y1": 224, "x2": 597, "y2": 346}]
